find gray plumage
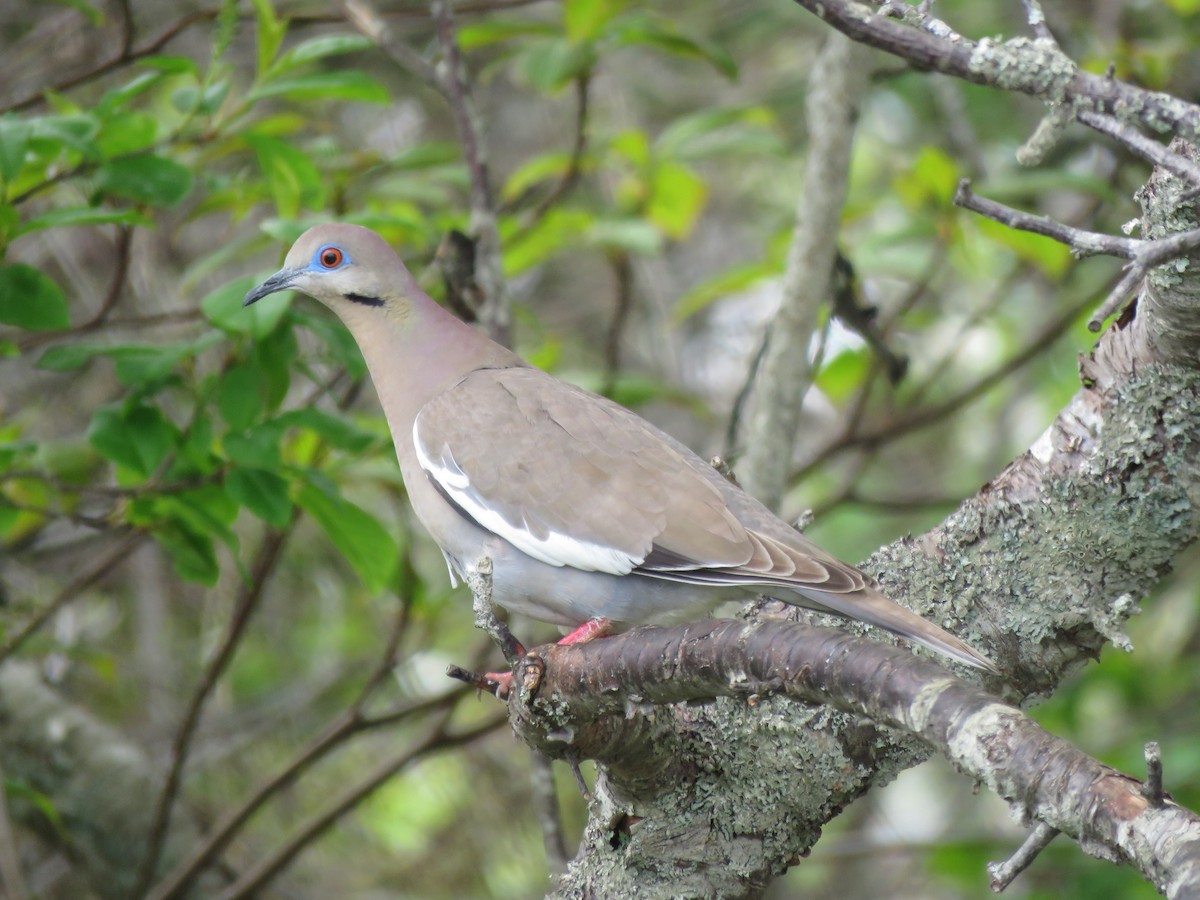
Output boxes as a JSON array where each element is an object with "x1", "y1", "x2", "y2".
[{"x1": 244, "y1": 224, "x2": 997, "y2": 672}]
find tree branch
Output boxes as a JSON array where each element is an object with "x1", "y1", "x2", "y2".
[
  {"x1": 503, "y1": 620, "x2": 1200, "y2": 897},
  {"x1": 788, "y1": 0, "x2": 1200, "y2": 139},
  {"x1": 739, "y1": 32, "x2": 870, "y2": 510}
]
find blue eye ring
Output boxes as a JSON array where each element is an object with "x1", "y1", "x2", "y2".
[{"x1": 315, "y1": 245, "x2": 346, "y2": 269}]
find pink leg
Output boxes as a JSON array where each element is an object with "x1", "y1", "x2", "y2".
[{"x1": 557, "y1": 617, "x2": 614, "y2": 646}]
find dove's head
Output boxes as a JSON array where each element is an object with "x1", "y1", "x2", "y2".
[{"x1": 243, "y1": 223, "x2": 420, "y2": 322}]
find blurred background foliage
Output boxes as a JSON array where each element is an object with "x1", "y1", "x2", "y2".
[{"x1": 0, "y1": 0, "x2": 1198, "y2": 897}]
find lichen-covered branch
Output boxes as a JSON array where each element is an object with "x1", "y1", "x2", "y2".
[
  {"x1": 789, "y1": 0, "x2": 1200, "y2": 139},
  {"x1": 504, "y1": 621, "x2": 1200, "y2": 898}
]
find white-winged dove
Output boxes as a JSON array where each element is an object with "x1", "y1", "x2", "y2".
[{"x1": 245, "y1": 224, "x2": 996, "y2": 673}]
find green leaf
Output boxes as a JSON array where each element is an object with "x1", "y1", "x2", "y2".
[
  {"x1": 87, "y1": 404, "x2": 179, "y2": 476},
  {"x1": 202, "y1": 275, "x2": 291, "y2": 338},
  {"x1": 276, "y1": 408, "x2": 377, "y2": 453},
  {"x1": 95, "y1": 154, "x2": 193, "y2": 207},
  {"x1": 457, "y1": 19, "x2": 556, "y2": 50},
  {"x1": 95, "y1": 111, "x2": 158, "y2": 157},
  {"x1": 894, "y1": 146, "x2": 959, "y2": 208},
  {"x1": 28, "y1": 114, "x2": 99, "y2": 157},
  {"x1": 224, "y1": 422, "x2": 284, "y2": 469},
  {"x1": 585, "y1": 218, "x2": 662, "y2": 255},
  {"x1": 655, "y1": 107, "x2": 783, "y2": 161},
  {"x1": 137, "y1": 55, "x2": 199, "y2": 76},
  {"x1": 250, "y1": 71, "x2": 389, "y2": 104},
  {"x1": 297, "y1": 479, "x2": 396, "y2": 592},
  {"x1": 153, "y1": 522, "x2": 219, "y2": 585},
  {"x1": 218, "y1": 363, "x2": 264, "y2": 432},
  {"x1": 391, "y1": 142, "x2": 462, "y2": 170},
  {"x1": 502, "y1": 151, "x2": 575, "y2": 201},
  {"x1": 0, "y1": 204, "x2": 16, "y2": 246},
  {"x1": 0, "y1": 117, "x2": 31, "y2": 182},
  {"x1": 19, "y1": 206, "x2": 148, "y2": 235},
  {"x1": 250, "y1": 0, "x2": 287, "y2": 75},
  {"x1": 138, "y1": 488, "x2": 239, "y2": 585},
  {"x1": 292, "y1": 309, "x2": 367, "y2": 378},
  {"x1": 609, "y1": 16, "x2": 737, "y2": 79},
  {"x1": 244, "y1": 133, "x2": 324, "y2": 219},
  {"x1": 97, "y1": 72, "x2": 165, "y2": 115},
  {"x1": 516, "y1": 38, "x2": 596, "y2": 93},
  {"x1": 252, "y1": 325, "x2": 296, "y2": 411},
  {"x1": 647, "y1": 161, "x2": 706, "y2": 239},
  {"x1": 565, "y1": 0, "x2": 628, "y2": 43},
  {"x1": 270, "y1": 34, "x2": 374, "y2": 73},
  {"x1": 212, "y1": 0, "x2": 241, "y2": 63},
  {"x1": 226, "y1": 467, "x2": 293, "y2": 527},
  {"x1": 0, "y1": 264, "x2": 69, "y2": 331},
  {"x1": 673, "y1": 259, "x2": 777, "y2": 322},
  {"x1": 815, "y1": 347, "x2": 871, "y2": 402}
]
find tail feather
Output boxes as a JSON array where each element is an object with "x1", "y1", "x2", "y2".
[{"x1": 796, "y1": 587, "x2": 998, "y2": 673}]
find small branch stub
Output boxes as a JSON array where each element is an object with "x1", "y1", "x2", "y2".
[
  {"x1": 988, "y1": 821, "x2": 1060, "y2": 893},
  {"x1": 1143, "y1": 741, "x2": 1164, "y2": 807}
]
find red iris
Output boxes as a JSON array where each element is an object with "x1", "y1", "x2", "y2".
[{"x1": 319, "y1": 247, "x2": 343, "y2": 268}]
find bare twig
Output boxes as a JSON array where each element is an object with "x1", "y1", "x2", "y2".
[
  {"x1": 341, "y1": 0, "x2": 439, "y2": 87},
  {"x1": 430, "y1": 0, "x2": 510, "y2": 346},
  {"x1": 793, "y1": 289, "x2": 1094, "y2": 484},
  {"x1": 954, "y1": 180, "x2": 1200, "y2": 331},
  {"x1": 1018, "y1": 0, "x2": 1057, "y2": 46},
  {"x1": 1076, "y1": 110, "x2": 1200, "y2": 188},
  {"x1": 514, "y1": 72, "x2": 592, "y2": 228},
  {"x1": 604, "y1": 251, "x2": 635, "y2": 392},
  {"x1": 19, "y1": 225, "x2": 135, "y2": 352},
  {"x1": 530, "y1": 751, "x2": 570, "y2": 875},
  {"x1": 988, "y1": 821, "x2": 1059, "y2": 892},
  {"x1": 465, "y1": 559, "x2": 524, "y2": 665},
  {"x1": 135, "y1": 524, "x2": 294, "y2": 898},
  {"x1": 0, "y1": 529, "x2": 146, "y2": 665},
  {"x1": 1143, "y1": 741, "x2": 1164, "y2": 807},
  {"x1": 954, "y1": 180, "x2": 1133, "y2": 258},
  {"x1": 212, "y1": 712, "x2": 507, "y2": 900}
]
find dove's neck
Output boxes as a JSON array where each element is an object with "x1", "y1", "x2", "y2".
[{"x1": 339, "y1": 287, "x2": 524, "y2": 454}]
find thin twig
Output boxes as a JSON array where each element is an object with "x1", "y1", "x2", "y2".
[
  {"x1": 954, "y1": 180, "x2": 1135, "y2": 259},
  {"x1": 1076, "y1": 110, "x2": 1200, "y2": 187},
  {"x1": 988, "y1": 821, "x2": 1059, "y2": 892},
  {"x1": 955, "y1": 180, "x2": 1200, "y2": 331},
  {"x1": 604, "y1": 251, "x2": 635, "y2": 393},
  {"x1": 135, "y1": 524, "x2": 294, "y2": 898},
  {"x1": 19, "y1": 225, "x2": 135, "y2": 352},
  {"x1": 792, "y1": 290, "x2": 1094, "y2": 484},
  {"x1": 512, "y1": 72, "x2": 592, "y2": 228},
  {"x1": 341, "y1": 0, "x2": 440, "y2": 88},
  {"x1": 530, "y1": 751, "x2": 570, "y2": 875},
  {"x1": 430, "y1": 0, "x2": 510, "y2": 346},
  {"x1": 212, "y1": 712, "x2": 507, "y2": 900},
  {"x1": 1143, "y1": 741, "x2": 1164, "y2": 807},
  {"x1": 0, "y1": 529, "x2": 146, "y2": 665},
  {"x1": 1018, "y1": 0, "x2": 1058, "y2": 46}
]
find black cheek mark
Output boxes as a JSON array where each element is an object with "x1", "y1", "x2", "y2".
[{"x1": 345, "y1": 292, "x2": 386, "y2": 307}]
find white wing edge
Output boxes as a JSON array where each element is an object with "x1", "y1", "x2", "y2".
[{"x1": 413, "y1": 419, "x2": 640, "y2": 576}]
